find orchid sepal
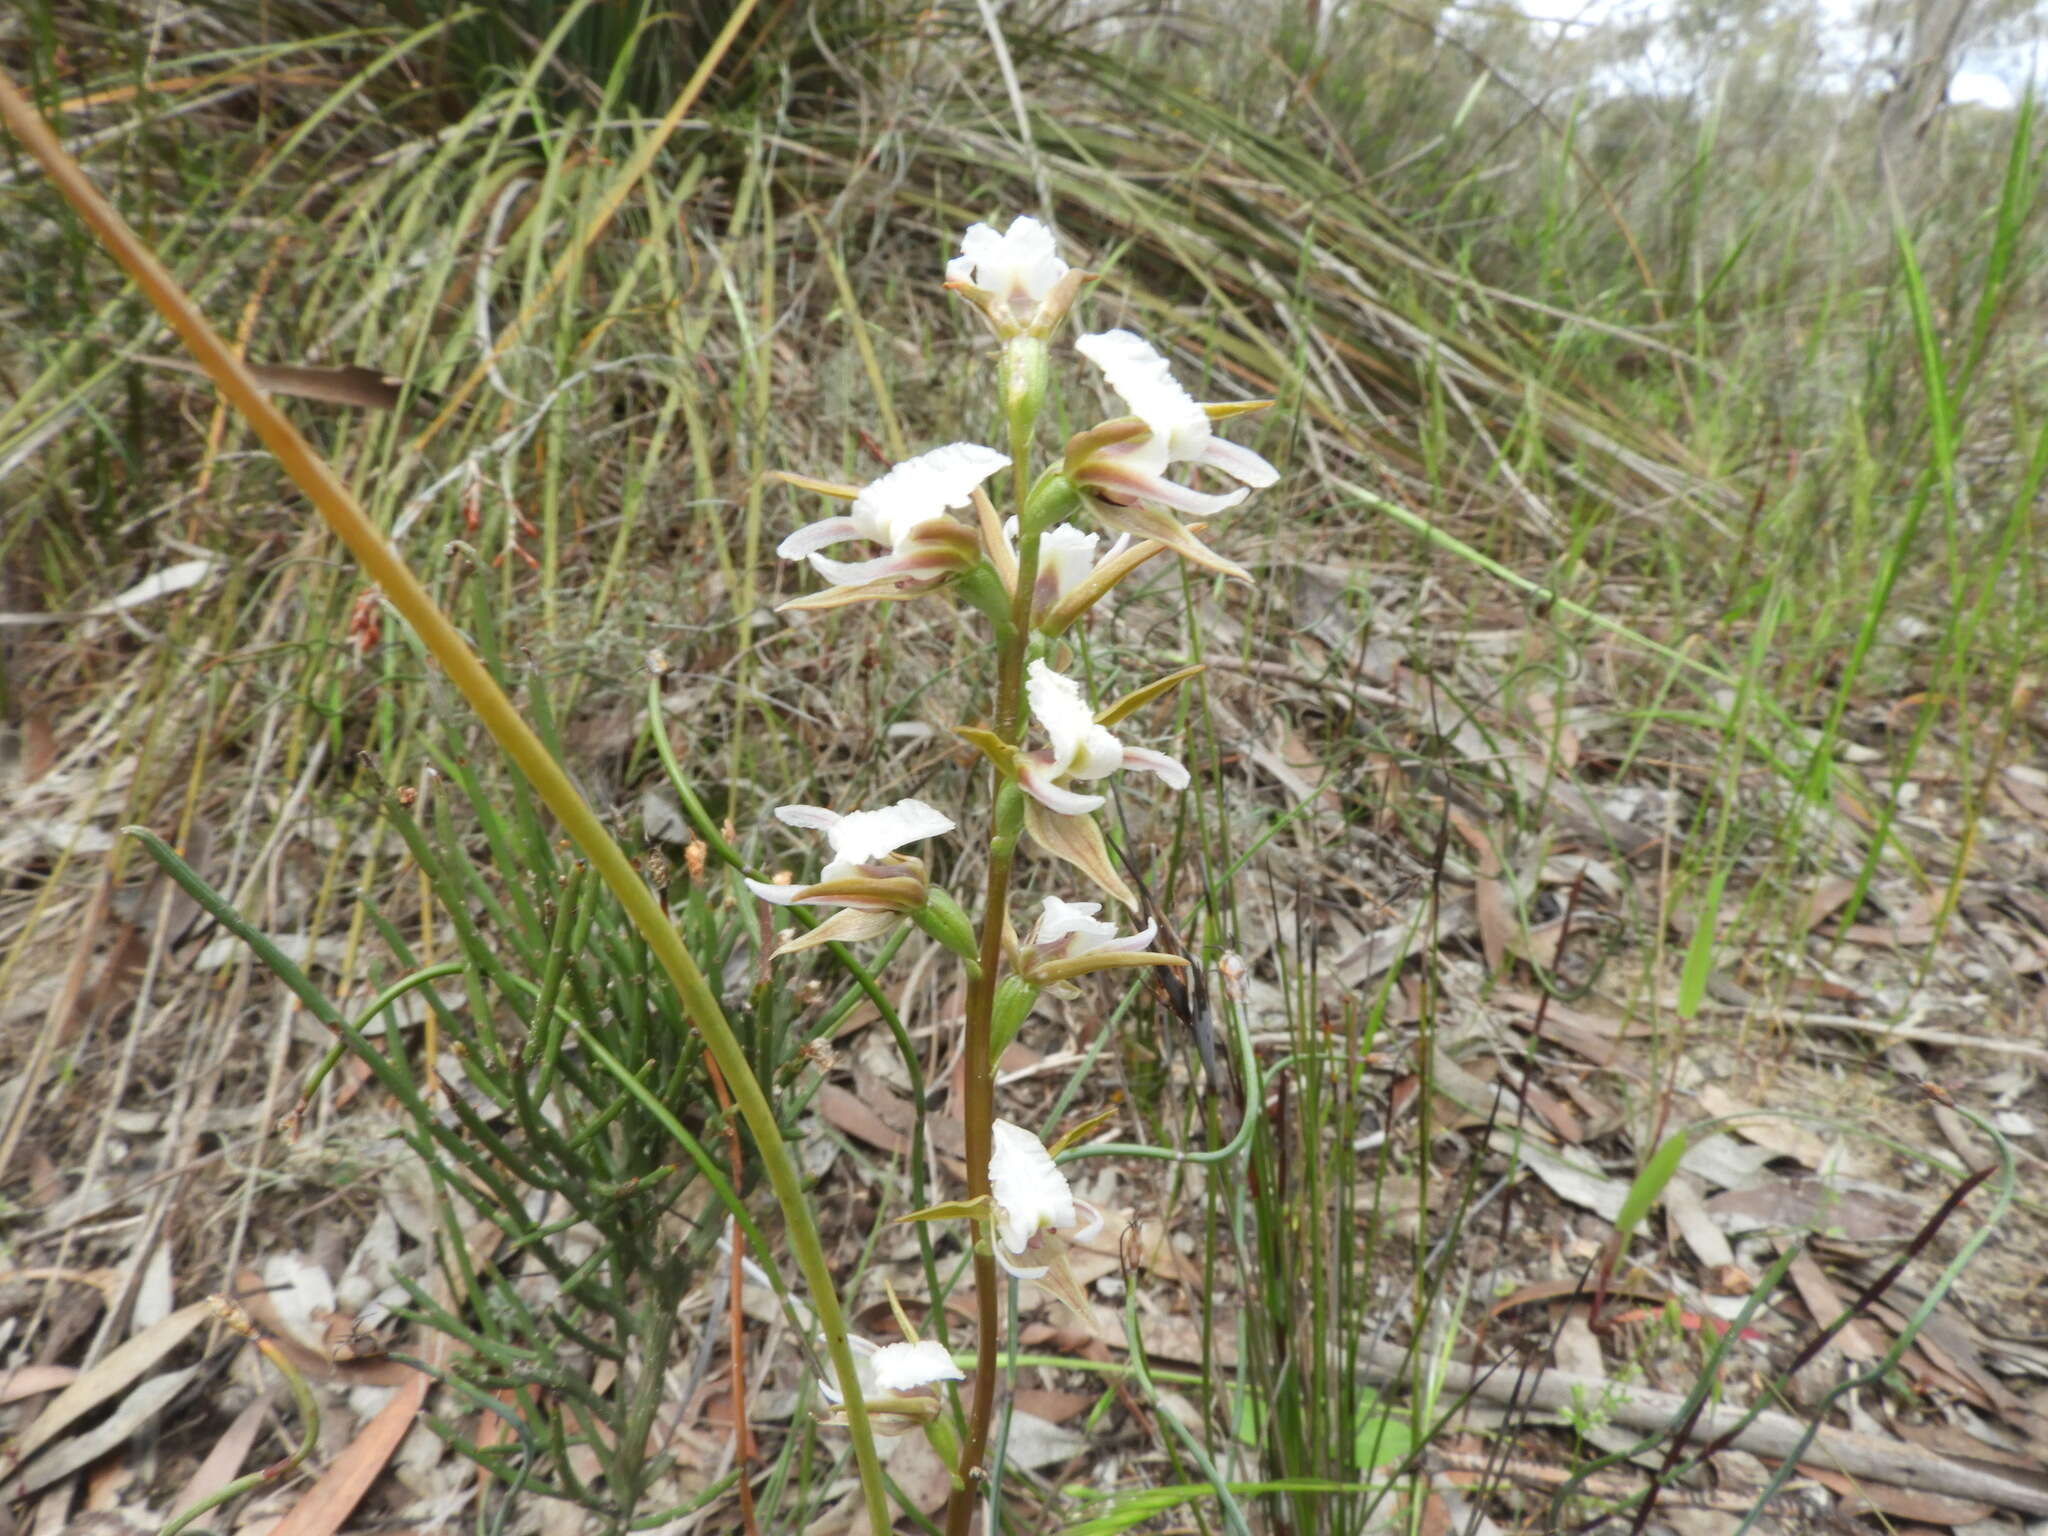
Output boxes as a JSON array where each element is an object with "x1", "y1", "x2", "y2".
[
  {"x1": 1023, "y1": 798, "x2": 1136, "y2": 907},
  {"x1": 954, "y1": 727, "x2": 1019, "y2": 777},
  {"x1": 769, "y1": 907, "x2": 900, "y2": 958},
  {"x1": 1038, "y1": 537, "x2": 1168, "y2": 638},
  {"x1": 746, "y1": 859, "x2": 929, "y2": 914},
  {"x1": 1028, "y1": 948, "x2": 1188, "y2": 988},
  {"x1": 1084, "y1": 497, "x2": 1252, "y2": 583},
  {"x1": 1098, "y1": 663, "x2": 1206, "y2": 727},
  {"x1": 896, "y1": 1194, "x2": 996, "y2": 1225}
]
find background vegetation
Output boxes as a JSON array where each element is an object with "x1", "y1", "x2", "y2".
[{"x1": 3, "y1": 0, "x2": 2044, "y2": 1532}]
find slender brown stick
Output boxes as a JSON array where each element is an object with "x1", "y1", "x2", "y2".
[{"x1": 703, "y1": 1054, "x2": 762, "y2": 1536}]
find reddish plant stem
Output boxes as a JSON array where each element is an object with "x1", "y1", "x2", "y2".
[{"x1": 944, "y1": 457, "x2": 1041, "y2": 1536}]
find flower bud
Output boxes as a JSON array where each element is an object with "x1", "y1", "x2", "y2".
[
  {"x1": 911, "y1": 886, "x2": 982, "y2": 971},
  {"x1": 991, "y1": 975, "x2": 1039, "y2": 1059},
  {"x1": 1001, "y1": 334, "x2": 1049, "y2": 442}
]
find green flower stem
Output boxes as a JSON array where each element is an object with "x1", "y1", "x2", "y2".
[
  {"x1": 0, "y1": 75, "x2": 893, "y2": 1535},
  {"x1": 161, "y1": 1298, "x2": 321, "y2": 1536},
  {"x1": 945, "y1": 342, "x2": 1049, "y2": 1536}
]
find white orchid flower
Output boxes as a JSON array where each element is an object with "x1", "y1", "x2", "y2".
[
  {"x1": 1015, "y1": 895, "x2": 1185, "y2": 995},
  {"x1": 988, "y1": 1119, "x2": 1103, "y2": 1283},
  {"x1": 1068, "y1": 329, "x2": 1277, "y2": 581},
  {"x1": 946, "y1": 216, "x2": 1085, "y2": 336},
  {"x1": 775, "y1": 443, "x2": 1008, "y2": 610},
  {"x1": 816, "y1": 1335, "x2": 963, "y2": 1434},
  {"x1": 744, "y1": 799, "x2": 954, "y2": 956},
  {"x1": 1016, "y1": 659, "x2": 1188, "y2": 818},
  {"x1": 1000, "y1": 518, "x2": 1131, "y2": 625}
]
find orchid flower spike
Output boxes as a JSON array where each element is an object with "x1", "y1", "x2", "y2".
[
  {"x1": 1067, "y1": 329, "x2": 1278, "y2": 582},
  {"x1": 1017, "y1": 896, "x2": 1184, "y2": 995},
  {"x1": 744, "y1": 799, "x2": 954, "y2": 956},
  {"x1": 776, "y1": 443, "x2": 1008, "y2": 611},
  {"x1": 816, "y1": 1335, "x2": 963, "y2": 1434},
  {"x1": 989, "y1": 1119, "x2": 1103, "y2": 1294},
  {"x1": 1018, "y1": 660, "x2": 1188, "y2": 818},
  {"x1": 946, "y1": 216, "x2": 1089, "y2": 338}
]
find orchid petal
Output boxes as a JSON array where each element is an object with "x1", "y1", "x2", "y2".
[
  {"x1": 1198, "y1": 436, "x2": 1279, "y2": 489},
  {"x1": 868, "y1": 1340, "x2": 963, "y2": 1393},
  {"x1": 990, "y1": 1118, "x2": 1078, "y2": 1255},
  {"x1": 850, "y1": 443, "x2": 1010, "y2": 548},
  {"x1": 991, "y1": 1244, "x2": 1050, "y2": 1282},
  {"x1": 1086, "y1": 463, "x2": 1249, "y2": 519},
  {"x1": 743, "y1": 878, "x2": 803, "y2": 907},
  {"x1": 1017, "y1": 755, "x2": 1107, "y2": 817},
  {"x1": 776, "y1": 517, "x2": 863, "y2": 560},
  {"x1": 1120, "y1": 747, "x2": 1191, "y2": 790},
  {"x1": 1071, "y1": 1198, "x2": 1105, "y2": 1246},
  {"x1": 773, "y1": 805, "x2": 841, "y2": 832},
  {"x1": 826, "y1": 799, "x2": 954, "y2": 864},
  {"x1": 807, "y1": 551, "x2": 917, "y2": 587},
  {"x1": 1076, "y1": 329, "x2": 1211, "y2": 460}
]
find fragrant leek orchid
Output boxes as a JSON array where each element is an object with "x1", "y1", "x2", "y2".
[
  {"x1": 1016, "y1": 896, "x2": 1184, "y2": 992},
  {"x1": 745, "y1": 799, "x2": 954, "y2": 956},
  {"x1": 1018, "y1": 660, "x2": 1188, "y2": 817},
  {"x1": 817, "y1": 1336, "x2": 964, "y2": 1434},
  {"x1": 946, "y1": 216, "x2": 1088, "y2": 338},
  {"x1": 1001, "y1": 520, "x2": 1132, "y2": 628},
  {"x1": 1068, "y1": 329, "x2": 1277, "y2": 581},
  {"x1": 988, "y1": 1119, "x2": 1102, "y2": 1283},
  {"x1": 776, "y1": 443, "x2": 1008, "y2": 610}
]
